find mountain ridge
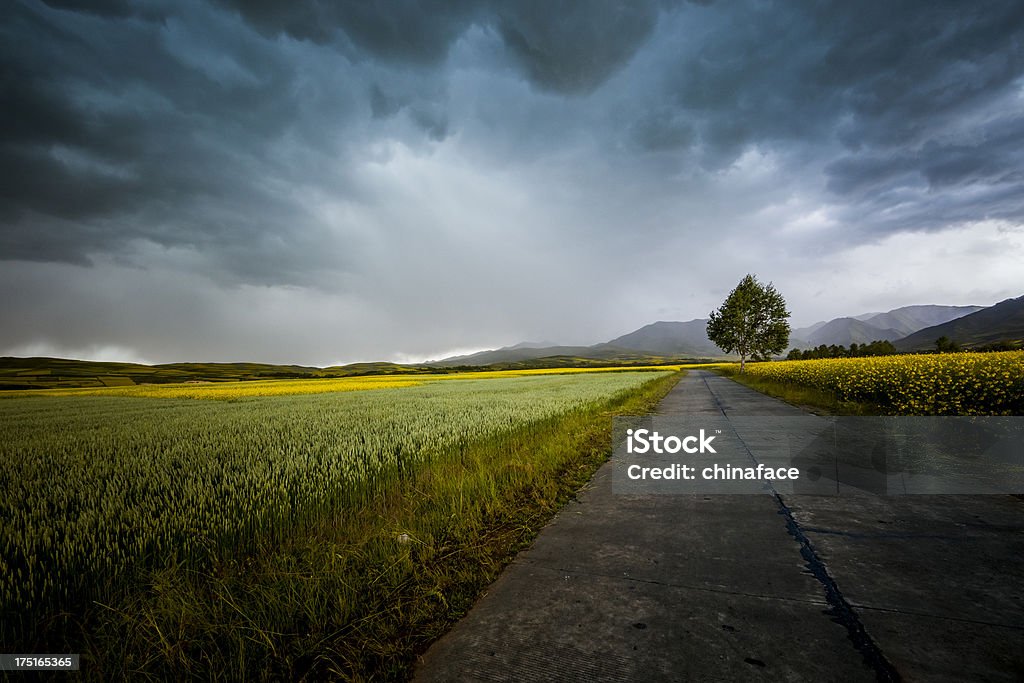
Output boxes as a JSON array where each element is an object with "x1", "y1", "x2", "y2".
[
  {"x1": 790, "y1": 305, "x2": 984, "y2": 347},
  {"x1": 434, "y1": 303, "x2": 996, "y2": 364},
  {"x1": 894, "y1": 297, "x2": 1024, "y2": 350}
]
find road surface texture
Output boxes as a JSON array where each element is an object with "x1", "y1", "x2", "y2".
[{"x1": 415, "y1": 371, "x2": 1024, "y2": 682}]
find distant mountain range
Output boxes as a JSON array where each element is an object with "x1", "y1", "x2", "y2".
[
  {"x1": 429, "y1": 319, "x2": 723, "y2": 367},
  {"x1": 434, "y1": 299, "x2": 1023, "y2": 365},
  {"x1": 894, "y1": 296, "x2": 1024, "y2": 351},
  {"x1": 790, "y1": 305, "x2": 984, "y2": 348}
]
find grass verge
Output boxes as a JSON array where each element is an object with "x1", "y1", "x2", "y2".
[
  {"x1": 77, "y1": 371, "x2": 683, "y2": 681},
  {"x1": 713, "y1": 366, "x2": 881, "y2": 415}
]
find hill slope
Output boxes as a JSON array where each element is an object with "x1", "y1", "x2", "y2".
[
  {"x1": 791, "y1": 304, "x2": 982, "y2": 348},
  {"x1": 796, "y1": 317, "x2": 904, "y2": 347},
  {"x1": 861, "y1": 305, "x2": 984, "y2": 337},
  {"x1": 428, "y1": 344, "x2": 653, "y2": 367},
  {"x1": 604, "y1": 319, "x2": 720, "y2": 356},
  {"x1": 0, "y1": 357, "x2": 425, "y2": 390},
  {"x1": 894, "y1": 296, "x2": 1024, "y2": 350},
  {"x1": 434, "y1": 319, "x2": 726, "y2": 365}
]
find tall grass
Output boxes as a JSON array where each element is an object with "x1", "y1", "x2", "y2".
[{"x1": 0, "y1": 370, "x2": 681, "y2": 679}]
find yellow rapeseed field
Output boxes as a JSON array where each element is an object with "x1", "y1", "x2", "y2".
[
  {"x1": 742, "y1": 351, "x2": 1024, "y2": 415},
  {"x1": 6, "y1": 365, "x2": 694, "y2": 400}
]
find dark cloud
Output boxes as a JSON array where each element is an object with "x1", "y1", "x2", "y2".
[
  {"x1": 615, "y1": 1, "x2": 1024, "y2": 230},
  {"x1": 2, "y1": 0, "x2": 1023, "y2": 362},
  {"x1": 3, "y1": 0, "x2": 667, "y2": 280},
  {"x1": 216, "y1": 0, "x2": 483, "y2": 64},
  {"x1": 628, "y1": 106, "x2": 695, "y2": 152},
  {"x1": 369, "y1": 83, "x2": 403, "y2": 119},
  {"x1": 219, "y1": 0, "x2": 664, "y2": 94},
  {"x1": 820, "y1": 3, "x2": 1024, "y2": 146},
  {"x1": 40, "y1": 0, "x2": 147, "y2": 19},
  {"x1": 827, "y1": 123, "x2": 1024, "y2": 200},
  {"x1": 494, "y1": 1, "x2": 660, "y2": 94},
  {"x1": 824, "y1": 112, "x2": 1024, "y2": 234},
  {"x1": 1, "y1": 0, "x2": 360, "y2": 282}
]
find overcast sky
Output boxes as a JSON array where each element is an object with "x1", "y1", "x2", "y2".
[{"x1": 3, "y1": 0, "x2": 1024, "y2": 365}]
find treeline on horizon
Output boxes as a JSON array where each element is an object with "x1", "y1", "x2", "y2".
[
  {"x1": 784, "y1": 336, "x2": 1022, "y2": 361},
  {"x1": 785, "y1": 339, "x2": 899, "y2": 360}
]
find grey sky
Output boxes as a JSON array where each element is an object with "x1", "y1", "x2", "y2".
[{"x1": 2, "y1": 0, "x2": 1023, "y2": 364}]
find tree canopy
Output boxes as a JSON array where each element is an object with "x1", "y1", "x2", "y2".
[
  {"x1": 706, "y1": 274, "x2": 790, "y2": 372},
  {"x1": 786, "y1": 340, "x2": 897, "y2": 360}
]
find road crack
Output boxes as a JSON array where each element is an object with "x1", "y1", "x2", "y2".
[{"x1": 701, "y1": 372, "x2": 902, "y2": 682}]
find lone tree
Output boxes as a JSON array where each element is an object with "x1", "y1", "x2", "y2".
[{"x1": 706, "y1": 274, "x2": 791, "y2": 373}]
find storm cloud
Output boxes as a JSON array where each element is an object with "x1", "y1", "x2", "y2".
[{"x1": 2, "y1": 0, "x2": 1023, "y2": 363}]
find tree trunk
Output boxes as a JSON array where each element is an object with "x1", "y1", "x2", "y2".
[{"x1": 740, "y1": 354, "x2": 747, "y2": 373}]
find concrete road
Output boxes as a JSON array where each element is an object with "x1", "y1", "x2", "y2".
[{"x1": 415, "y1": 371, "x2": 1024, "y2": 682}]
